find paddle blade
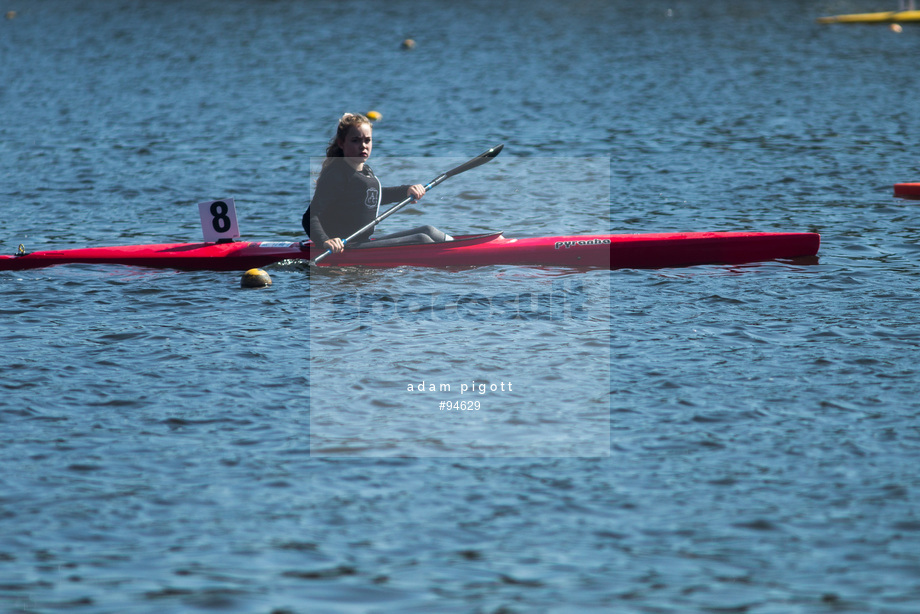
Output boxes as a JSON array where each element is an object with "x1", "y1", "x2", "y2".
[{"x1": 444, "y1": 143, "x2": 504, "y2": 178}]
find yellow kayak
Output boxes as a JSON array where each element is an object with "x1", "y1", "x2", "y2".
[{"x1": 817, "y1": 9, "x2": 920, "y2": 23}]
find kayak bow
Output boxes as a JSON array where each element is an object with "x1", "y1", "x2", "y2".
[
  {"x1": 894, "y1": 183, "x2": 920, "y2": 200},
  {"x1": 1, "y1": 231, "x2": 820, "y2": 272}
]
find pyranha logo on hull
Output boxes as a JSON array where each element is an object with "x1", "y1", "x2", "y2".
[{"x1": 554, "y1": 238, "x2": 611, "y2": 249}]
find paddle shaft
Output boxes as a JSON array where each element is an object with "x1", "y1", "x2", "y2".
[{"x1": 310, "y1": 144, "x2": 504, "y2": 265}]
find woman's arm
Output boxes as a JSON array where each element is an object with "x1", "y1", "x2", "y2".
[
  {"x1": 306, "y1": 163, "x2": 345, "y2": 246},
  {"x1": 381, "y1": 184, "x2": 426, "y2": 204}
]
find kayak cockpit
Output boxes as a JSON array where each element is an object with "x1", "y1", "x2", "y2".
[{"x1": 299, "y1": 231, "x2": 505, "y2": 251}]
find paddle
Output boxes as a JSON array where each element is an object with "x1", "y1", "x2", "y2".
[{"x1": 310, "y1": 143, "x2": 504, "y2": 265}]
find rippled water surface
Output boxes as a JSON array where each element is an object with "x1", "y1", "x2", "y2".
[{"x1": 3, "y1": 0, "x2": 920, "y2": 612}]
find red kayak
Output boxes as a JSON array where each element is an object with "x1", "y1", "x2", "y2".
[
  {"x1": 894, "y1": 183, "x2": 920, "y2": 200},
  {"x1": 0, "y1": 231, "x2": 819, "y2": 272}
]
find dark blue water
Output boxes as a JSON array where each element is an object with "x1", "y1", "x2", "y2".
[{"x1": 3, "y1": 0, "x2": 920, "y2": 611}]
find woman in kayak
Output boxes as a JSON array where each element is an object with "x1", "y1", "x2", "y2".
[{"x1": 303, "y1": 113, "x2": 452, "y2": 254}]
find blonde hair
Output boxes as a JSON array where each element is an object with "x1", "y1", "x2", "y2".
[{"x1": 325, "y1": 113, "x2": 371, "y2": 160}]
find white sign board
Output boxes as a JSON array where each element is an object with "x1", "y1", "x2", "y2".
[{"x1": 198, "y1": 199, "x2": 241, "y2": 242}]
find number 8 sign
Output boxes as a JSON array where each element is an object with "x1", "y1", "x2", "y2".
[{"x1": 198, "y1": 199, "x2": 241, "y2": 242}]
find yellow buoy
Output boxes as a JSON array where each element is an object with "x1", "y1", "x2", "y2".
[
  {"x1": 241, "y1": 268, "x2": 272, "y2": 288},
  {"x1": 891, "y1": 23, "x2": 904, "y2": 32},
  {"x1": 366, "y1": 110, "x2": 382, "y2": 122},
  {"x1": 401, "y1": 38, "x2": 416, "y2": 50}
]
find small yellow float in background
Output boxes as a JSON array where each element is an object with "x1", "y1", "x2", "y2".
[{"x1": 817, "y1": 9, "x2": 920, "y2": 23}]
